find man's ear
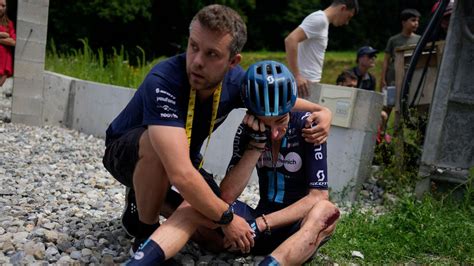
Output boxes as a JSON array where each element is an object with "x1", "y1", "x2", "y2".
[
  {"x1": 340, "y1": 4, "x2": 348, "y2": 12},
  {"x1": 229, "y1": 53, "x2": 242, "y2": 68}
]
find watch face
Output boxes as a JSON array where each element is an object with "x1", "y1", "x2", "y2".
[{"x1": 216, "y1": 206, "x2": 234, "y2": 225}]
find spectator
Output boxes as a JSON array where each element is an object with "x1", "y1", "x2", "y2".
[
  {"x1": 380, "y1": 8, "x2": 421, "y2": 89},
  {"x1": 0, "y1": 0, "x2": 16, "y2": 87},
  {"x1": 285, "y1": 0, "x2": 358, "y2": 98},
  {"x1": 336, "y1": 69, "x2": 358, "y2": 87},
  {"x1": 351, "y1": 46, "x2": 378, "y2": 91}
]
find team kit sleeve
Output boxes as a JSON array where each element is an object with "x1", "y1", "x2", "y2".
[
  {"x1": 226, "y1": 123, "x2": 251, "y2": 173},
  {"x1": 305, "y1": 141, "x2": 329, "y2": 190},
  {"x1": 141, "y1": 72, "x2": 185, "y2": 128},
  {"x1": 299, "y1": 11, "x2": 326, "y2": 39}
]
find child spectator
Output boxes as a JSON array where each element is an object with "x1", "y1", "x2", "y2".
[{"x1": 380, "y1": 9, "x2": 421, "y2": 89}]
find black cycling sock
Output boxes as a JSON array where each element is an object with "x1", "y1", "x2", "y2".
[
  {"x1": 259, "y1": 255, "x2": 280, "y2": 266},
  {"x1": 126, "y1": 238, "x2": 165, "y2": 265},
  {"x1": 136, "y1": 220, "x2": 160, "y2": 239}
]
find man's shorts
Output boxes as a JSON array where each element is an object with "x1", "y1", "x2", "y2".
[
  {"x1": 103, "y1": 127, "x2": 221, "y2": 207},
  {"x1": 233, "y1": 201, "x2": 301, "y2": 255}
]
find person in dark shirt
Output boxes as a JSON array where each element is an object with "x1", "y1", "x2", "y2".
[{"x1": 351, "y1": 46, "x2": 378, "y2": 91}]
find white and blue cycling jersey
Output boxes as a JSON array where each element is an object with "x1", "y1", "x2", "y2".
[{"x1": 228, "y1": 111, "x2": 328, "y2": 211}]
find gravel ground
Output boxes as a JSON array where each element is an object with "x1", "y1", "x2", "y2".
[{"x1": 0, "y1": 80, "x2": 387, "y2": 265}]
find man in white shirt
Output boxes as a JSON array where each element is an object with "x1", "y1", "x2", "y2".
[{"x1": 285, "y1": 0, "x2": 358, "y2": 98}]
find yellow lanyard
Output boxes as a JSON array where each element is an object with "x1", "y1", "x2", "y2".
[{"x1": 185, "y1": 83, "x2": 222, "y2": 169}]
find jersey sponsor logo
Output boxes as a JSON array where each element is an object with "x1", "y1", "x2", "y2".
[
  {"x1": 156, "y1": 96, "x2": 176, "y2": 105},
  {"x1": 286, "y1": 141, "x2": 299, "y2": 148},
  {"x1": 155, "y1": 87, "x2": 176, "y2": 100},
  {"x1": 157, "y1": 104, "x2": 177, "y2": 112},
  {"x1": 232, "y1": 126, "x2": 244, "y2": 158},
  {"x1": 314, "y1": 145, "x2": 324, "y2": 160},
  {"x1": 316, "y1": 170, "x2": 325, "y2": 181},
  {"x1": 310, "y1": 181, "x2": 328, "y2": 187},
  {"x1": 283, "y1": 152, "x2": 302, "y2": 172},
  {"x1": 257, "y1": 152, "x2": 302, "y2": 172},
  {"x1": 160, "y1": 113, "x2": 178, "y2": 119}
]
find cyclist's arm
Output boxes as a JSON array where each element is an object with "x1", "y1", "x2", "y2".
[{"x1": 220, "y1": 124, "x2": 263, "y2": 203}]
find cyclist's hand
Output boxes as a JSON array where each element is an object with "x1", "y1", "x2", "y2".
[{"x1": 243, "y1": 113, "x2": 267, "y2": 144}]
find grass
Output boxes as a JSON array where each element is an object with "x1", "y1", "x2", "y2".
[
  {"x1": 311, "y1": 193, "x2": 474, "y2": 264},
  {"x1": 45, "y1": 46, "x2": 473, "y2": 264},
  {"x1": 45, "y1": 39, "x2": 165, "y2": 89}
]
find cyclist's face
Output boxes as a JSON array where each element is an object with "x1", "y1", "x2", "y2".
[{"x1": 258, "y1": 114, "x2": 290, "y2": 141}]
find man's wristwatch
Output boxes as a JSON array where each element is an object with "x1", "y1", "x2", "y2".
[{"x1": 214, "y1": 205, "x2": 234, "y2": 225}]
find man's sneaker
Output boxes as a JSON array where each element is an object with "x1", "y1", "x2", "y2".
[{"x1": 122, "y1": 187, "x2": 140, "y2": 238}]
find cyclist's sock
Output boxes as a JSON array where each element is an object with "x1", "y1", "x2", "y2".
[
  {"x1": 259, "y1": 255, "x2": 280, "y2": 266},
  {"x1": 126, "y1": 238, "x2": 165, "y2": 265}
]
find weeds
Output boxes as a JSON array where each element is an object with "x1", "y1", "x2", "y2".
[{"x1": 46, "y1": 39, "x2": 164, "y2": 88}]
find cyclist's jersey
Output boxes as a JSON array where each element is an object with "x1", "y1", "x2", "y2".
[{"x1": 227, "y1": 111, "x2": 328, "y2": 209}]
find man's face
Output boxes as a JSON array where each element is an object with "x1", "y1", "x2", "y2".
[
  {"x1": 258, "y1": 114, "x2": 290, "y2": 141},
  {"x1": 186, "y1": 20, "x2": 240, "y2": 91},
  {"x1": 334, "y1": 6, "x2": 355, "y2": 27},
  {"x1": 358, "y1": 54, "x2": 377, "y2": 69},
  {"x1": 402, "y1": 17, "x2": 420, "y2": 33}
]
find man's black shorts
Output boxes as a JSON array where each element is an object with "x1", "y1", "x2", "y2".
[{"x1": 102, "y1": 127, "x2": 221, "y2": 207}]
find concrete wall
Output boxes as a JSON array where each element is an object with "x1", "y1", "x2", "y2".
[
  {"x1": 11, "y1": 0, "x2": 49, "y2": 126},
  {"x1": 43, "y1": 72, "x2": 135, "y2": 137}
]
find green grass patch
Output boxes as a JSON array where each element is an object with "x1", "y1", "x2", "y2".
[
  {"x1": 46, "y1": 39, "x2": 165, "y2": 88},
  {"x1": 311, "y1": 194, "x2": 474, "y2": 264}
]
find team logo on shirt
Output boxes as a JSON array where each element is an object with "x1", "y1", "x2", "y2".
[{"x1": 257, "y1": 152, "x2": 302, "y2": 172}]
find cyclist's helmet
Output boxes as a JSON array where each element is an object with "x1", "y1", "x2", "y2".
[{"x1": 242, "y1": 60, "x2": 297, "y2": 117}]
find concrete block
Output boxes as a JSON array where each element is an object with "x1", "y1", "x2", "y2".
[
  {"x1": 17, "y1": 0, "x2": 49, "y2": 24},
  {"x1": 11, "y1": 95, "x2": 43, "y2": 117},
  {"x1": 12, "y1": 77, "x2": 44, "y2": 98},
  {"x1": 11, "y1": 113, "x2": 43, "y2": 127},
  {"x1": 13, "y1": 60, "x2": 44, "y2": 81},
  {"x1": 70, "y1": 80, "x2": 135, "y2": 137},
  {"x1": 42, "y1": 72, "x2": 74, "y2": 126},
  {"x1": 12, "y1": 39, "x2": 46, "y2": 63},
  {"x1": 15, "y1": 21, "x2": 48, "y2": 44}
]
